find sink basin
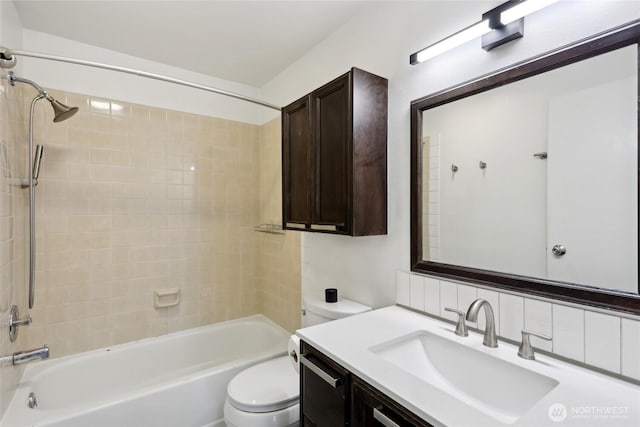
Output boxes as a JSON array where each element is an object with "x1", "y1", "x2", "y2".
[{"x1": 370, "y1": 331, "x2": 559, "y2": 424}]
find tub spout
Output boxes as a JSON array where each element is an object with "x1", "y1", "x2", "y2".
[{"x1": 0, "y1": 345, "x2": 49, "y2": 366}]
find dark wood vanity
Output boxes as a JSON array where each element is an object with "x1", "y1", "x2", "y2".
[
  {"x1": 282, "y1": 67, "x2": 388, "y2": 236},
  {"x1": 300, "y1": 341, "x2": 433, "y2": 427}
]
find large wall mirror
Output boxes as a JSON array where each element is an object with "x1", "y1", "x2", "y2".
[{"x1": 411, "y1": 21, "x2": 640, "y2": 314}]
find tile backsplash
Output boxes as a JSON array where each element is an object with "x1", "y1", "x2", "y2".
[{"x1": 396, "y1": 271, "x2": 640, "y2": 381}]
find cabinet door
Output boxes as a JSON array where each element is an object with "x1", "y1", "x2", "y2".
[
  {"x1": 300, "y1": 342, "x2": 350, "y2": 426},
  {"x1": 352, "y1": 377, "x2": 433, "y2": 427},
  {"x1": 311, "y1": 74, "x2": 351, "y2": 231},
  {"x1": 282, "y1": 96, "x2": 312, "y2": 228}
]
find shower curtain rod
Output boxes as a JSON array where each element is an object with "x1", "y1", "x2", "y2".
[{"x1": 2, "y1": 47, "x2": 281, "y2": 111}]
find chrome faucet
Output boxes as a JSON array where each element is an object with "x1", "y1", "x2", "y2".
[
  {"x1": 465, "y1": 299, "x2": 498, "y2": 348},
  {"x1": 0, "y1": 345, "x2": 49, "y2": 366}
]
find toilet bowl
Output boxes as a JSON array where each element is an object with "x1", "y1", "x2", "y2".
[
  {"x1": 223, "y1": 356, "x2": 299, "y2": 427},
  {"x1": 223, "y1": 295, "x2": 371, "y2": 427}
]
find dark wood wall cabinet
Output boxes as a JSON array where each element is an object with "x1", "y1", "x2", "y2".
[
  {"x1": 300, "y1": 341, "x2": 433, "y2": 427},
  {"x1": 282, "y1": 67, "x2": 388, "y2": 236}
]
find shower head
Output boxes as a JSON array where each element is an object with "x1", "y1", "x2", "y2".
[
  {"x1": 48, "y1": 97, "x2": 78, "y2": 122},
  {"x1": 8, "y1": 72, "x2": 79, "y2": 122}
]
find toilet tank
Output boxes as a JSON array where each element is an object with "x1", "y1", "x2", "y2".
[{"x1": 302, "y1": 295, "x2": 372, "y2": 327}]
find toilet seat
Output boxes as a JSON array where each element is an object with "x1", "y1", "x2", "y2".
[{"x1": 227, "y1": 356, "x2": 299, "y2": 413}]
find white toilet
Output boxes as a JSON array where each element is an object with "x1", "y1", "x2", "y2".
[{"x1": 223, "y1": 295, "x2": 371, "y2": 427}]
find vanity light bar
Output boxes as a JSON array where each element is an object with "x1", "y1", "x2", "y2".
[
  {"x1": 410, "y1": 0, "x2": 560, "y2": 65},
  {"x1": 411, "y1": 20, "x2": 492, "y2": 64},
  {"x1": 501, "y1": 0, "x2": 560, "y2": 25}
]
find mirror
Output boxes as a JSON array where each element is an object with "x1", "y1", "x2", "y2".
[{"x1": 411, "y1": 22, "x2": 640, "y2": 314}]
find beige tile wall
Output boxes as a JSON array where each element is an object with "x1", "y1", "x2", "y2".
[
  {"x1": 257, "y1": 118, "x2": 301, "y2": 333},
  {"x1": 15, "y1": 87, "x2": 264, "y2": 357},
  {"x1": 0, "y1": 72, "x2": 29, "y2": 417}
]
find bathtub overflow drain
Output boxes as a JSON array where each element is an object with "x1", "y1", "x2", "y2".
[{"x1": 27, "y1": 392, "x2": 37, "y2": 409}]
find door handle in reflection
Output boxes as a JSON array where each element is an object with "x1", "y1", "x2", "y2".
[{"x1": 551, "y1": 244, "x2": 566, "y2": 256}]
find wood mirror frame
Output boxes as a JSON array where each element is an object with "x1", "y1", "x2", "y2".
[{"x1": 410, "y1": 20, "x2": 640, "y2": 315}]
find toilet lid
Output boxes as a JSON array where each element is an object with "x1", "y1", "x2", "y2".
[{"x1": 227, "y1": 356, "x2": 299, "y2": 413}]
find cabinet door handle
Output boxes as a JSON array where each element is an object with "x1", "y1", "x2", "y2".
[
  {"x1": 300, "y1": 354, "x2": 343, "y2": 388},
  {"x1": 310, "y1": 224, "x2": 338, "y2": 231},
  {"x1": 286, "y1": 222, "x2": 307, "y2": 229},
  {"x1": 373, "y1": 406, "x2": 401, "y2": 427}
]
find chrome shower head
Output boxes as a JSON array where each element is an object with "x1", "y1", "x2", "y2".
[{"x1": 48, "y1": 97, "x2": 79, "y2": 122}]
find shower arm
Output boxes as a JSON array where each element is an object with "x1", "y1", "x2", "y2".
[
  {"x1": 10, "y1": 74, "x2": 45, "y2": 94},
  {"x1": 9, "y1": 73, "x2": 55, "y2": 103}
]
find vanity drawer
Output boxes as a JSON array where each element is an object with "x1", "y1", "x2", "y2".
[{"x1": 351, "y1": 376, "x2": 433, "y2": 427}]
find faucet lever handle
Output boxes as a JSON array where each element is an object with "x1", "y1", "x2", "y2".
[
  {"x1": 518, "y1": 330, "x2": 552, "y2": 360},
  {"x1": 444, "y1": 307, "x2": 468, "y2": 337}
]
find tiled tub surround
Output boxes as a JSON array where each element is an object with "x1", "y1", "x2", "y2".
[
  {"x1": 2, "y1": 85, "x2": 301, "y2": 362},
  {"x1": 397, "y1": 271, "x2": 640, "y2": 381}
]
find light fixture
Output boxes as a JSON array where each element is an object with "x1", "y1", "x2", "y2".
[
  {"x1": 410, "y1": 0, "x2": 560, "y2": 65},
  {"x1": 501, "y1": 0, "x2": 559, "y2": 25},
  {"x1": 411, "y1": 20, "x2": 492, "y2": 63}
]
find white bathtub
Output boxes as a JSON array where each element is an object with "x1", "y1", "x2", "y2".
[{"x1": 2, "y1": 315, "x2": 290, "y2": 427}]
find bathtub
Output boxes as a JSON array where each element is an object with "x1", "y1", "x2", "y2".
[{"x1": 2, "y1": 315, "x2": 290, "y2": 427}]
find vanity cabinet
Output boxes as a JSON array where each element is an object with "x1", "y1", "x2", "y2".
[
  {"x1": 300, "y1": 341, "x2": 431, "y2": 427},
  {"x1": 282, "y1": 67, "x2": 388, "y2": 236}
]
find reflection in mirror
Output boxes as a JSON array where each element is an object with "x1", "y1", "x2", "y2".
[
  {"x1": 411, "y1": 22, "x2": 640, "y2": 314},
  {"x1": 421, "y1": 45, "x2": 638, "y2": 293}
]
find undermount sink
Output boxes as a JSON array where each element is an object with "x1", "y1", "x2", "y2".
[{"x1": 369, "y1": 331, "x2": 559, "y2": 424}]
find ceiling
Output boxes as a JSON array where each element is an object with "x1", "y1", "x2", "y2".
[{"x1": 13, "y1": 0, "x2": 368, "y2": 87}]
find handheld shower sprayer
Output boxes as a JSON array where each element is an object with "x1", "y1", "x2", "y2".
[
  {"x1": 33, "y1": 145, "x2": 44, "y2": 184},
  {"x1": 8, "y1": 72, "x2": 79, "y2": 310}
]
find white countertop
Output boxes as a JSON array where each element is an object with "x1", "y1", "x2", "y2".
[{"x1": 296, "y1": 305, "x2": 640, "y2": 427}]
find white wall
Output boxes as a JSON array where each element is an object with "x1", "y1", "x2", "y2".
[
  {"x1": 0, "y1": 0, "x2": 22, "y2": 50},
  {"x1": 16, "y1": 29, "x2": 271, "y2": 124},
  {"x1": 261, "y1": 1, "x2": 640, "y2": 308}
]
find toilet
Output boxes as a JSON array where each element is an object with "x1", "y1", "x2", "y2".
[{"x1": 223, "y1": 295, "x2": 371, "y2": 427}]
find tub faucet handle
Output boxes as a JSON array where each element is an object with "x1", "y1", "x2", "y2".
[{"x1": 8, "y1": 305, "x2": 31, "y2": 343}]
